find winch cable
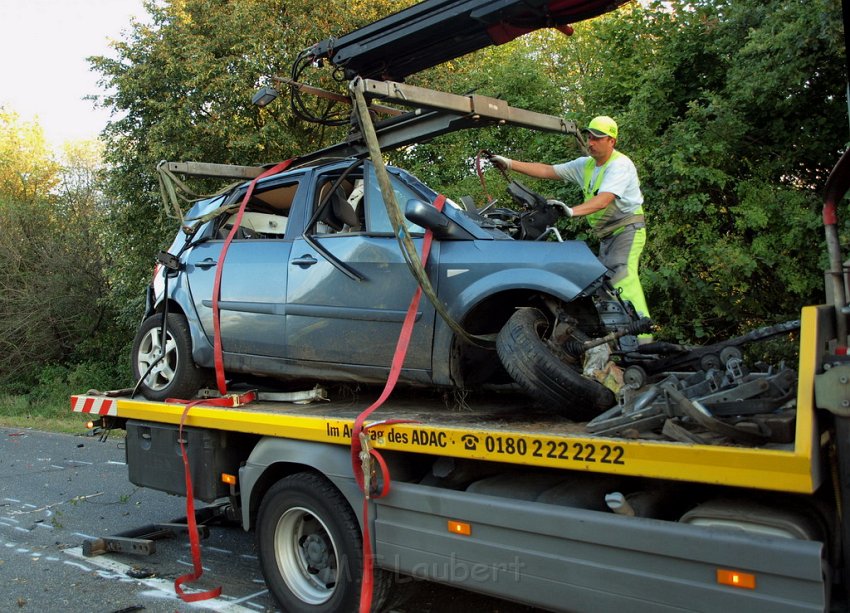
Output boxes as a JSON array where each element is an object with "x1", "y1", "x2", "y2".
[
  {"x1": 350, "y1": 80, "x2": 495, "y2": 349},
  {"x1": 131, "y1": 269, "x2": 172, "y2": 400},
  {"x1": 131, "y1": 234, "x2": 199, "y2": 399}
]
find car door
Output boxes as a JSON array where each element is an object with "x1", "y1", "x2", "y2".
[
  {"x1": 284, "y1": 163, "x2": 437, "y2": 371},
  {"x1": 184, "y1": 176, "x2": 302, "y2": 357}
]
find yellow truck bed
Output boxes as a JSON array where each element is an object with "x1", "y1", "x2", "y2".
[{"x1": 72, "y1": 305, "x2": 830, "y2": 494}]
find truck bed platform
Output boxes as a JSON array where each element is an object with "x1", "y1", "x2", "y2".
[{"x1": 72, "y1": 305, "x2": 829, "y2": 495}]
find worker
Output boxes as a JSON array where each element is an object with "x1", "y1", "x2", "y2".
[{"x1": 488, "y1": 116, "x2": 651, "y2": 333}]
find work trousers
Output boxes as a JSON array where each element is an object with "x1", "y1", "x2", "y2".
[{"x1": 597, "y1": 224, "x2": 650, "y2": 321}]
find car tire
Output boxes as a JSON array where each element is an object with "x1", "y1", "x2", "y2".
[
  {"x1": 131, "y1": 313, "x2": 205, "y2": 401},
  {"x1": 496, "y1": 307, "x2": 615, "y2": 420},
  {"x1": 256, "y1": 473, "x2": 395, "y2": 613}
]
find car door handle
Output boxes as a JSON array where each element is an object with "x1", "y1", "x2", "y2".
[
  {"x1": 292, "y1": 255, "x2": 318, "y2": 268},
  {"x1": 196, "y1": 258, "x2": 218, "y2": 269}
]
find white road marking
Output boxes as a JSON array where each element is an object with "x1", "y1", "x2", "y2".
[
  {"x1": 63, "y1": 560, "x2": 92, "y2": 572},
  {"x1": 176, "y1": 558, "x2": 211, "y2": 571},
  {"x1": 64, "y1": 547, "x2": 261, "y2": 611},
  {"x1": 227, "y1": 589, "x2": 269, "y2": 604}
]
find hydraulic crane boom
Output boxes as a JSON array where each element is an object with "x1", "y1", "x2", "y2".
[{"x1": 306, "y1": 0, "x2": 628, "y2": 81}]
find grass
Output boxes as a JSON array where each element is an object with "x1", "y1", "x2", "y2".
[
  {"x1": 0, "y1": 392, "x2": 96, "y2": 435},
  {"x1": 0, "y1": 359, "x2": 132, "y2": 435}
]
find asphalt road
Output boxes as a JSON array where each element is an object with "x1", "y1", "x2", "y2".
[{"x1": 0, "y1": 426, "x2": 542, "y2": 613}]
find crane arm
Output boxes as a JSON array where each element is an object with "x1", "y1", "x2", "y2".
[{"x1": 307, "y1": 0, "x2": 628, "y2": 81}]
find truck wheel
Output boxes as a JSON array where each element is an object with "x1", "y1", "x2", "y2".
[
  {"x1": 131, "y1": 313, "x2": 205, "y2": 401},
  {"x1": 497, "y1": 308, "x2": 615, "y2": 420},
  {"x1": 256, "y1": 473, "x2": 394, "y2": 613}
]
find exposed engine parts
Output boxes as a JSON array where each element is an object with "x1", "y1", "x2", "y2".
[{"x1": 587, "y1": 356, "x2": 798, "y2": 445}]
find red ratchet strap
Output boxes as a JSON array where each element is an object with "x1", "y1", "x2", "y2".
[
  {"x1": 173, "y1": 399, "x2": 222, "y2": 602},
  {"x1": 166, "y1": 390, "x2": 257, "y2": 408},
  {"x1": 475, "y1": 150, "x2": 493, "y2": 202},
  {"x1": 212, "y1": 159, "x2": 294, "y2": 394},
  {"x1": 351, "y1": 194, "x2": 445, "y2": 613},
  {"x1": 164, "y1": 391, "x2": 256, "y2": 602},
  {"x1": 170, "y1": 157, "x2": 293, "y2": 602}
]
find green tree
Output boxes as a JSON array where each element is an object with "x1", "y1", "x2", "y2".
[
  {"x1": 609, "y1": 0, "x2": 845, "y2": 341},
  {"x1": 90, "y1": 0, "x2": 414, "y2": 330},
  {"x1": 0, "y1": 108, "x2": 59, "y2": 203},
  {"x1": 91, "y1": 0, "x2": 846, "y2": 351},
  {"x1": 406, "y1": 1, "x2": 845, "y2": 344},
  {"x1": 0, "y1": 115, "x2": 116, "y2": 388}
]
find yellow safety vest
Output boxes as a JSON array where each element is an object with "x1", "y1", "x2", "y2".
[{"x1": 582, "y1": 151, "x2": 645, "y2": 239}]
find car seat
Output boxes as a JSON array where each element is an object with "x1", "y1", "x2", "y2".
[{"x1": 319, "y1": 186, "x2": 360, "y2": 232}]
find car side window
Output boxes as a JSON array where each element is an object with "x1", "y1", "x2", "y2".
[
  {"x1": 312, "y1": 177, "x2": 365, "y2": 235},
  {"x1": 364, "y1": 165, "x2": 425, "y2": 235},
  {"x1": 217, "y1": 180, "x2": 298, "y2": 240}
]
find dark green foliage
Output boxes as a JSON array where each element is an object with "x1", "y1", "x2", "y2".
[
  {"x1": 404, "y1": 1, "x2": 844, "y2": 344},
  {"x1": 611, "y1": 0, "x2": 845, "y2": 342},
  {"x1": 90, "y1": 0, "x2": 412, "y2": 330},
  {"x1": 86, "y1": 0, "x2": 846, "y2": 359}
]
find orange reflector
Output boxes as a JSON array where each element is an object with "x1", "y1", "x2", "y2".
[
  {"x1": 447, "y1": 520, "x2": 471, "y2": 536},
  {"x1": 85, "y1": 421, "x2": 95, "y2": 429},
  {"x1": 221, "y1": 473, "x2": 237, "y2": 486},
  {"x1": 717, "y1": 569, "x2": 756, "y2": 589}
]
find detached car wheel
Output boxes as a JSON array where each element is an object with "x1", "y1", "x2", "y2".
[
  {"x1": 497, "y1": 307, "x2": 615, "y2": 420},
  {"x1": 131, "y1": 313, "x2": 205, "y2": 401},
  {"x1": 256, "y1": 473, "x2": 395, "y2": 613}
]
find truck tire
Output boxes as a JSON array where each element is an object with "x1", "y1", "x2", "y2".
[
  {"x1": 497, "y1": 307, "x2": 615, "y2": 420},
  {"x1": 131, "y1": 313, "x2": 205, "y2": 401},
  {"x1": 256, "y1": 473, "x2": 395, "y2": 613}
]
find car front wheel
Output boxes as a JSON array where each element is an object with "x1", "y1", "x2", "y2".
[
  {"x1": 131, "y1": 313, "x2": 205, "y2": 401},
  {"x1": 496, "y1": 307, "x2": 615, "y2": 420}
]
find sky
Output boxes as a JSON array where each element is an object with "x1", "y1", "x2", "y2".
[{"x1": 0, "y1": 0, "x2": 148, "y2": 148}]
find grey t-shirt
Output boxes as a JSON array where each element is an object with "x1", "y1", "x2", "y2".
[{"x1": 552, "y1": 154, "x2": 643, "y2": 213}]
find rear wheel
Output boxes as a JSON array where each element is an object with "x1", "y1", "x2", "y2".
[
  {"x1": 131, "y1": 313, "x2": 205, "y2": 401},
  {"x1": 497, "y1": 307, "x2": 615, "y2": 419},
  {"x1": 256, "y1": 473, "x2": 396, "y2": 613}
]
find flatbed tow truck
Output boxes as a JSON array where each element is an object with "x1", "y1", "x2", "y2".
[
  {"x1": 70, "y1": 301, "x2": 833, "y2": 612},
  {"x1": 70, "y1": 1, "x2": 850, "y2": 611}
]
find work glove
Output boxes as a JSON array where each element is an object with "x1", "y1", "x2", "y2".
[
  {"x1": 547, "y1": 199, "x2": 574, "y2": 217},
  {"x1": 488, "y1": 154, "x2": 512, "y2": 171}
]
